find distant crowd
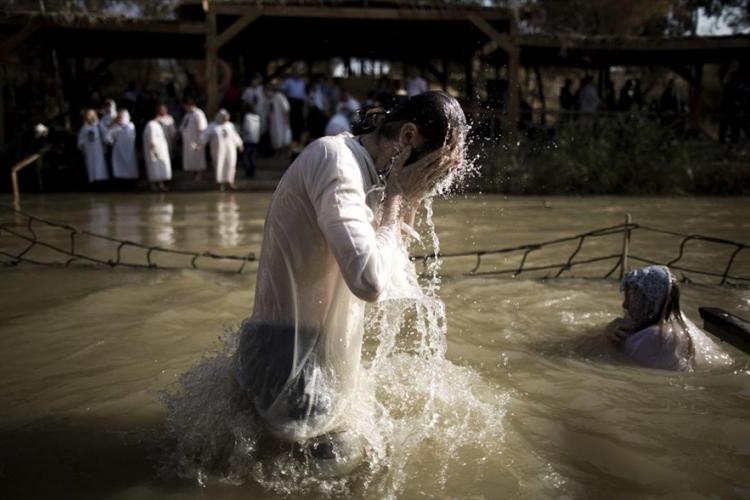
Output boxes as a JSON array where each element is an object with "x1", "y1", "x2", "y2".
[
  {"x1": 75, "y1": 69, "x2": 432, "y2": 191},
  {"x1": 557, "y1": 72, "x2": 750, "y2": 143}
]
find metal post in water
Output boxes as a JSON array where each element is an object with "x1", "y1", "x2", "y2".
[{"x1": 619, "y1": 213, "x2": 631, "y2": 280}]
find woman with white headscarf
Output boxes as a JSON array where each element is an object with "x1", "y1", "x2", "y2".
[
  {"x1": 144, "y1": 106, "x2": 172, "y2": 192},
  {"x1": 202, "y1": 108, "x2": 243, "y2": 190},
  {"x1": 606, "y1": 265, "x2": 732, "y2": 371},
  {"x1": 106, "y1": 109, "x2": 139, "y2": 181},
  {"x1": 77, "y1": 109, "x2": 109, "y2": 183}
]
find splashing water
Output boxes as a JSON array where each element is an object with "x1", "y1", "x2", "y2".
[{"x1": 160, "y1": 135, "x2": 506, "y2": 498}]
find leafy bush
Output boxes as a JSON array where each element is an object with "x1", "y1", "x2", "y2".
[{"x1": 472, "y1": 113, "x2": 750, "y2": 194}]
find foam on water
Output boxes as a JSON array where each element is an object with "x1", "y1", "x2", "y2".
[{"x1": 160, "y1": 152, "x2": 508, "y2": 496}]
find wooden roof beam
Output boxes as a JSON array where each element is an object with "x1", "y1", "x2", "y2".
[
  {"x1": 211, "y1": 4, "x2": 511, "y2": 21},
  {"x1": 0, "y1": 21, "x2": 38, "y2": 58},
  {"x1": 213, "y1": 13, "x2": 259, "y2": 49},
  {"x1": 468, "y1": 14, "x2": 515, "y2": 55}
]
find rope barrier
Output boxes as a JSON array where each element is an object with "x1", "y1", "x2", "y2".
[
  {"x1": 0, "y1": 205, "x2": 256, "y2": 274},
  {"x1": 2, "y1": 204, "x2": 748, "y2": 285},
  {"x1": 411, "y1": 220, "x2": 748, "y2": 286}
]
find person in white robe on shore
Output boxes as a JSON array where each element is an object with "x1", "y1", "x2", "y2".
[
  {"x1": 144, "y1": 107, "x2": 172, "y2": 192},
  {"x1": 180, "y1": 98, "x2": 208, "y2": 180},
  {"x1": 156, "y1": 104, "x2": 178, "y2": 159},
  {"x1": 77, "y1": 109, "x2": 109, "y2": 183},
  {"x1": 241, "y1": 75, "x2": 268, "y2": 136},
  {"x1": 202, "y1": 108, "x2": 243, "y2": 191},
  {"x1": 98, "y1": 99, "x2": 117, "y2": 136},
  {"x1": 325, "y1": 103, "x2": 353, "y2": 136},
  {"x1": 265, "y1": 86, "x2": 291, "y2": 155},
  {"x1": 105, "y1": 109, "x2": 139, "y2": 181}
]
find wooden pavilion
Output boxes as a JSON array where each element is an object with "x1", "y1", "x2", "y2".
[{"x1": 1, "y1": 0, "x2": 749, "y2": 138}]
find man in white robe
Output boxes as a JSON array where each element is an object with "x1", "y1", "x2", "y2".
[
  {"x1": 156, "y1": 104, "x2": 178, "y2": 159},
  {"x1": 202, "y1": 109, "x2": 243, "y2": 190},
  {"x1": 241, "y1": 75, "x2": 268, "y2": 136},
  {"x1": 324, "y1": 104, "x2": 351, "y2": 136},
  {"x1": 266, "y1": 87, "x2": 291, "y2": 154},
  {"x1": 105, "y1": 110, "x2": 138, "y2": 181},
  {"x1": 180, "y1": 98, "x2": 208, "y2": 179},
  {"x1": 235, "y1": 91, "x2": 466, "y2": 460},
  {"x1": 144, "y1": 108, "x2": 172, "y2": 192},
  {"x1": 77, "y1": 109, "x2": 109, "y2": 183}
]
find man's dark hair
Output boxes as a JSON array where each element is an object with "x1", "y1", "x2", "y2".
[{"x1": 353, "y1": 91, "x2": 466, "y2": 154}]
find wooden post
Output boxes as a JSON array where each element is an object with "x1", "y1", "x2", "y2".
[
  {"x1": 619, "y1": 213, "x2": 631, "y2": 280},
  {"x1": 205, "y1": 7, "x2": 219, "y2": 117},
  {"x1": 11, "y1": 152, "x2": 42, "y2": 210},
  {"x1": 506, "y1": 12, "x2": 520, "y2": 133},
  {"x1": 0, "y1": 72, "x2": 5, "y2": 152},
  {"x1": 441, "y1": 58, "x2": 449, "y2": 91},
  {"x1": 689, "y1": 64, "x2": 703, "y2": 133},
  {"x1": 465, "y1": 57, "x2": 474, "y2": 103},
  {"x1": 533, "y1": 66, "x2": 546, "y2": 126}
]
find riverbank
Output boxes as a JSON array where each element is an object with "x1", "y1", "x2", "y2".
[{"x1": 473, "y1": 115, "x2": 750, "y2": 195}]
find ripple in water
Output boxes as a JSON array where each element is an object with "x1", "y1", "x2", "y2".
[{"x1": 160, "y1": 163, "x2": 508, "y2": 497}]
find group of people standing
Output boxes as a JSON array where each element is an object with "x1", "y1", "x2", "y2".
[{"x1": 77, "y1": 98, "x2": 250, "y2": 191}]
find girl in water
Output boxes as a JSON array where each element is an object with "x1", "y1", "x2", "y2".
[{"x1": 606, "y1": 265, "x2": 731, "y2": 371}]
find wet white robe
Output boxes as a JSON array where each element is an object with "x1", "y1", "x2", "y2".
[
  {"x1": 236, "y1": 133, "x2": 400, "y2": 441},
  {"x1": 77, "y1": 124, "x2": 109, "y2": 183},
  {"x1": 268, "y1": 91, "x2": 291, "y2": 151},
  {"x1": 180, "y1": 108, "x2": 208, "y2": 171},
  {"x1": 203, "y1": 122, "x2": 243, "y2": 184},
  {"x1": 143, "y1": 120, "x2": 172, "y2": 182},
  {"x1": 106, "y1": 120, "x2": 138, "y2": 180}
]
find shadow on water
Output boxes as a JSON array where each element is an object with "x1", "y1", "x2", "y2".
[
  {"x1": 522, "y1": 325, "x2": 632, "y2": 367},
  {"x1": 0, "y1": 418, "x2": 193, "y2": 500}
]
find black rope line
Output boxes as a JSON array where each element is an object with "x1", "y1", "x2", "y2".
[
  {"x1": 0, "y1": 205, "x2": 256, "y2": 273},
  {"x1": 3, "y1": 205, "x2": 748, "y2": 286}
]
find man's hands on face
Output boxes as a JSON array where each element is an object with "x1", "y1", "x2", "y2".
[{"x1": 386, "y1": 145, "x2": 453, "y2": 205}]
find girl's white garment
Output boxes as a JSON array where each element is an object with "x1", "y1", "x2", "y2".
[
  {"x1": 106, "y1": 111, "x2": 138, "y2": 180},
  {"x1": 180, "y1": 108, "x2": 208, "y2": 171},
  {"x1": 236, "y1": 133, "x2": 400, "y2": 442},
  {"x1": 203, "y1": 122, "x2": 243, "y2": 184},
  {"x1": 268, "y1": 91, "x2": 291, "y2": 150},
  {"x1": 620, "y1": 265, "x2": 732, "y2": 370},
  {"x1": 143, "y1": 119, "x2": 172, "y2": 182},
  {"x1": 77, "y1": 124, "x2": 109, "y2": 183},
  {"x1": 623, "y1": 317, "x2": 732, "y2": 371}
]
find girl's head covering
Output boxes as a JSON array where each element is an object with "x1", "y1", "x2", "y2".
[{"x1": 621, "y1": 265, "x2": 673, "y2": 325}]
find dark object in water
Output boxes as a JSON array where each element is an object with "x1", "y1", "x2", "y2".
[{"x1": 699, "y1": 307, "x2": 750, "y2": 355}]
